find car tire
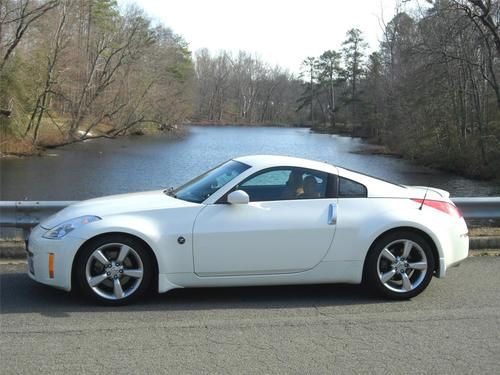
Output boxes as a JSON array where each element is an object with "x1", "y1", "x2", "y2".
[
  {"x1": 365, "y1": 231, "x2": 435, "y2": 299},
  {"x1": 75, "y1": 234, "x2": 154, "y2": 305}
]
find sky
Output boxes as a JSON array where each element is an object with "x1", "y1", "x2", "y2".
[{"x1": 118, "y1": 0, "x2": 398, "y2": 74}]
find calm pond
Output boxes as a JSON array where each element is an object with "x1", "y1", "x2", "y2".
[{"x1": 1, "y1": 126, "x2": 498, "y2": 200}]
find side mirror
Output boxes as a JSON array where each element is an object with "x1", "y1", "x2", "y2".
[{"x1": 227, "y1": 190, "x2": 250, "y2": 204}]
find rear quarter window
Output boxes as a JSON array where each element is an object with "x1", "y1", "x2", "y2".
[{"x1": 339, "y1": 177, "x2": 367, "y2": 198}]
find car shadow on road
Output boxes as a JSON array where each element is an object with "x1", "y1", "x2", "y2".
[{"x1": 0, "y1": 271, "x2": 397, "y2": 316}]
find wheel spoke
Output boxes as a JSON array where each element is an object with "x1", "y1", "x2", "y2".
[
  {"x1": 402, "y1": 241, "x2": 413, "y2": 258},
  {"x1": 116, "y1": 245, "x2": 130, "y2": 263},
  {"x1": 86, "y1": 242, "x2": 144, "y2": 301},
  {"x1": 408, "y1": 261, "x2": 427, "y2": 270},
  {"x1": 122, "y1": 269, "x2": 143, "y2": 278},
  {"x1": 381, "y1": 248, "x2": 396, "y2": 262},
  {"x1": 113, "y1": 278, "x2": 124, "y2": 299},
  {"x1": 88, "y1": 273, "x2": 108, "y2": 287},
  {"x1": 380, "y1": 269, "x2": 397, "y2": 283},
  {"x1": 401, "y1": 273, "x2": 413, "y2": 291},
  {"x1": 93, "y1": 250, "x2": 110, "y2": 266}
]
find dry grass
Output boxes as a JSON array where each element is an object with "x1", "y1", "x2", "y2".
[
  {"x1": 0, "y1": 133, "x2": 39, "y2": 156},
  {"x1": 469, "y1": 227, "x2": 500, "y2": 237},
  {"x1": 35, "y1": 128, "x2": 68, "y2": 146},
  {"x1": 0, "y1": 124, "x2": 69, "y2": 156},
  {"x1": 1, "y1": 114, "x2": 70, "y2": 156},
  {"x1": 0, "y1": 116, "x2": 116, "y2": 156},
  {"x1": 469, "y1": 249, "x2": 500, "y2": 256}
]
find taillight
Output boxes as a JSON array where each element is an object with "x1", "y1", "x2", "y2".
[{"x1": 411, "y1": 199, "x2": 463, "y2": 218}]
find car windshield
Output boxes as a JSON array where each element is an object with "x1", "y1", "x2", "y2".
[{"x1": 170, "y1": 160, "x2": 251, "y2": 203}]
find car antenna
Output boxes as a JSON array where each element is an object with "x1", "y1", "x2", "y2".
[{"x1": 419, "y1": 187, "x2": 429, "y2": 210}]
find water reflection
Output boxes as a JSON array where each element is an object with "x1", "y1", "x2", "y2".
[{"x1": 1, "y1": 126, "x2": 498, "y2": 200}]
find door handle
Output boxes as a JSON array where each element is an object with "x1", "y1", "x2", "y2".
[{"x1": 327, "y1": 203, "x2": 337, "y2": 225}]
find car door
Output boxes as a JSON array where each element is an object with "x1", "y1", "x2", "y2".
[{"x1": 192, "y1": 167, "x2": 338, "y2": 276}]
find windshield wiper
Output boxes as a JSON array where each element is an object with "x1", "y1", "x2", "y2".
[{"x1": 163, "y1": 187, "x2": 177, "y2": 198}]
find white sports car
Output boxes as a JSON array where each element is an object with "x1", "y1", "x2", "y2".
[{"x1": 27, "y1": 155, "x2": 469, "y2": 304}]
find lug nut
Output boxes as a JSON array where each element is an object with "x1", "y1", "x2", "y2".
[
  {"x1": 114, "y1": 275, "x2": 118, "y2": 279},
  {"x1": 106, "y1": 272, "x2": 111, "y2": 276},
  {"x1": 119, "y1": 269, "x2": 123, "y2": 273}
]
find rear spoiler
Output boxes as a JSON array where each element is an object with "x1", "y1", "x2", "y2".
[{"x1": 404, "y1": 185, "x2": 450, "y2": 199}]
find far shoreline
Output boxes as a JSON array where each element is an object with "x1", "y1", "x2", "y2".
[
  {"x1": 2, "y1": 124, "x2": 499, "y2": 185},
  {"x1": 186, "y1": 121, "x2": 304, "y2": 128}
]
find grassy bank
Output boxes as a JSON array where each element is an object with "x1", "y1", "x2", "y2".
[
  {"x1": 187, "y1": 121, "x2": 303, "y2": 128},
  {"x1": 0, "y1": 119, "x2": 186, "y2": 158}
]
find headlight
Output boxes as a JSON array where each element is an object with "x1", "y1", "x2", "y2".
[{"x1": 43, "y1": 216, "x2": 101, "y2": 239}]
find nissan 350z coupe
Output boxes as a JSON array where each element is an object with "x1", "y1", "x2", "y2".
[{"x1": 26, "y1": 155, "x2": 469, "y2": 304}]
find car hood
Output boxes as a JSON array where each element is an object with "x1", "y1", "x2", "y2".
[{"x1": 40, "y1": 190, "x2": 199, "y2": 229}]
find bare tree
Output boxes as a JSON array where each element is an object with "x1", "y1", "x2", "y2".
[
  {"x1": 193, "y1": 49, "x2": 304, "y2": 125},
  {"x1": 0, "y1": 0, "x2": 59, "y2": 72},
  {"x1": 24, "y1": 0, "x2": 70, "y2": 142}
]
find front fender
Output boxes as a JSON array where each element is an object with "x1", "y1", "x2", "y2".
[{"x1": 71, "y1": 210, "x2": 199, "y2": 276}]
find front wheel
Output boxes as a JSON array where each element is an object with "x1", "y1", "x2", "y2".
[
  {"x1": 75, "y1": 235, "x2": 154, "y2": 305},
  {"x1": 365, "y1": 231, "x2": 435, "y2": 299}
]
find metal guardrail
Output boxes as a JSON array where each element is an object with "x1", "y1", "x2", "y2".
[
  {"x1": 0, "y1": 198, "x2": 499, "y2": 234},
  {"x1": 0, "y1": 201, "x2": 77, "y2": 234},
  {"x1": 451, "y1": 197, "x2": 500, "y2": 219}
]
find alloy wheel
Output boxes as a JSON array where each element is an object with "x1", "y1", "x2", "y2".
[
  {"x1": 376, "y1": 239, "x2": 428, "y2": 294},
  {"x1": 85, "y1": 242, "x2": 144, "y2": 300}
]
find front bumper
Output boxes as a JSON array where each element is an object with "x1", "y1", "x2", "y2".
[{"x1": 27, "y1": 225, "x2": 86, "y2": 291}]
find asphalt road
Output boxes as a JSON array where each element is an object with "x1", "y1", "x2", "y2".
[{"x1": 1, "y1": 257, "x2": 499, "y2": 374}]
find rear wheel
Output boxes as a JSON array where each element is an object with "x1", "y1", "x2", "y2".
[
  {"x1": 75, "y1": 235, "x2": 154, "y2": 305},
  {"x1": 365, "y1": 231, "x2": 435, "y2": 299}
]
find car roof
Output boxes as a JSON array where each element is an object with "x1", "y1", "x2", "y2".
[{"x1": 233, "y1": 155, "x2": 338, "y2": 174}]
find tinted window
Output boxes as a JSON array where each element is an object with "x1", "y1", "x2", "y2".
[
  {"x1": 338, "y1": 177, "x2": 367, "y2": 198},
  {"x1": 242, "y1": 169, "x2": 290, "y2": 187},
  {"x1": 236, "y1": 167, "x2": 330, "y2": 202},
  {"x1": 173, "y1": 160, "x2": 250, "y2": 203}
]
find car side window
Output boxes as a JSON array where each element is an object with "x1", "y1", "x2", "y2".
[
  {"x1": 338, "y1": 177, "x2": 367, "y2": 198},
  {"x1": 236, "y1": 167, "x2": 330, "y2": 202},
  {"x1": 241, "y1": 169, "x2": 291, "y2": 187}
]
